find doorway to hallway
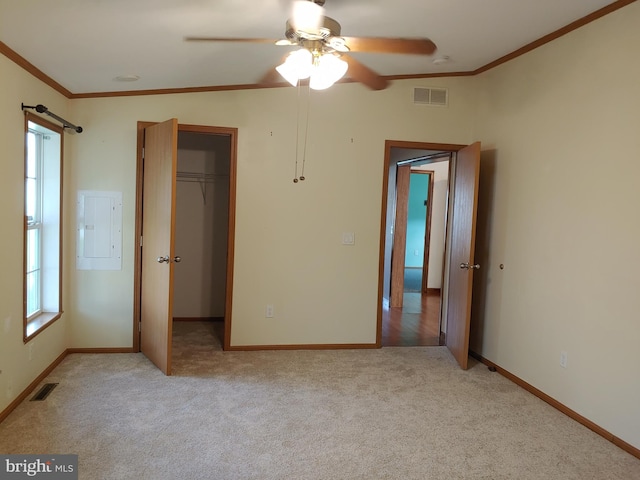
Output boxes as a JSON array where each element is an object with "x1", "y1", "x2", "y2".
[
  {"x1": 377, "y1": 140, "x2": 481, "y2": 370},
  {"x1": 381, "y1": 291, "x2": 441, "y2": 346}
]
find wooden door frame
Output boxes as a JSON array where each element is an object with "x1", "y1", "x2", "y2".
[
  {"x1": 390, "y1": 169, "x2": 434, "y2": 304},
  {"x1": 133, "y1": 121, "x2": 238, "y2": 352},
  {"x1": 389, "y1": 165, "x2": 410, "y2": 307},
  {"x1": 422, "y1": 171, "x2": 435, "y2": 294},
  {"x1": 410, "y1": 170, "x2": 435, "y2": 294},
  {"x1": 376, "y1": 140, "x2": 466, "y2": 347}
]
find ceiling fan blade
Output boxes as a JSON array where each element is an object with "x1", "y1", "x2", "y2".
[
  {"x1": 184, "y1": 37, "x2": 280, "y2": 44},
  {"x1": 258, "y1": 67, "x2": 285, "y2": 85},
  {"x1": 342, "y1": 54, "x2": 388, "y2": 91},
  {"x1": 342, "y1": 37, "x2": 437, "y2": 55}
]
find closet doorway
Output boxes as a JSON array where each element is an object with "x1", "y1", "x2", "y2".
[
  {"x1": 173, "y1": 133, "x2": 230, "y2": 315},
  {"x1": 172, "y1": 130, "x2": 230, "y2": 345},
  {"x1": 133, "y1": 121, "x2": 237, "y2": 374}
]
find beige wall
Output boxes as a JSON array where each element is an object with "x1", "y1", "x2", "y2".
[
  {"x1": 0, "y1": 55, "x2": 70, "y2": 413},
  {"x1": 472, "y1": 2, "x2": 640, "y2": 449},
  {"x1": 65, "y1": 77, "x2": 476, "y2": 348}
]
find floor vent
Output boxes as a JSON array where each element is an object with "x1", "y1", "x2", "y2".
[
  {"x1": 30, "y1": 383, "x2": 58, "y2": 401},
  {"x1": 413, "y1": 87, "x2": 448, "y2": 106}
]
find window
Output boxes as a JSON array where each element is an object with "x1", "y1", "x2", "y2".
[{"x1": 24, "y1": 113, "x2": 63, "y2": 341}]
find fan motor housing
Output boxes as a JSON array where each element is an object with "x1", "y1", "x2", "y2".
[{"x1": 285, "y1": 15, "x2": 342, "y2": 43}]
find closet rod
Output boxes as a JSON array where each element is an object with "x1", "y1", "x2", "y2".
[{"x1": 176, "y1": 172, "x2": 228, "y2": 180}]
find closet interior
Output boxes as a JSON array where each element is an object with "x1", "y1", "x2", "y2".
[{"x1": 172, "y1": 131, "x2": 231, "y2": 344}]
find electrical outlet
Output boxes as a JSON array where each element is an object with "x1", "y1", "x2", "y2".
[
  {"x1": 4, "y1": 316, "x2": 10, "y2": 333},
  {"x1": 342, "y1": 232, "x2": 355, "y2": 245},
  {"x1": 560, "y1": 351, "x2": 568, "y2": 368},
  {"x1": 414, "y1": 250, "x2": 420, "y2": 256},
  {"x1": 265, "y1": 304, "x2": 274, "y2": 318}
]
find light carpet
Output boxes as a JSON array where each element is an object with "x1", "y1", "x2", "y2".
[{"x1": 0, "y1": 321, "x2": 638, "y2": 479}]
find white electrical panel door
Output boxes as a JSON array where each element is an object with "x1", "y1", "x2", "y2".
[{"x1": 76, "y1": 191, "x2": 123, "y2": 270}]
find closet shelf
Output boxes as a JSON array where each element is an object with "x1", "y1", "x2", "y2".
[
  {"x1": 176, "y1": 171, "x2": 227, "y2": 203},
  {"x1": 176, "y1": 171, "x2": 226, "y2": 183}
]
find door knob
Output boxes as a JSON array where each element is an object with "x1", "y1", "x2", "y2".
[
  {"x1": 460, "y1": 262, "x2": 480, "y2": 270},
  {"x1": 173, "y1": 256, "x2": 182, "y2": 263},
  {"x1": 157, "y1": 256, "x2": 170, "y2": 263}
]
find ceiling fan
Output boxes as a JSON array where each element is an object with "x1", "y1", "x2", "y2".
[{"x1": 185, "y1": 0, "x2": 437, "y2": 91}]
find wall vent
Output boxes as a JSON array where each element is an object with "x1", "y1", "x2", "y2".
[{"x1": 413, "y1": 87, "x2": 448, "y2": 106}]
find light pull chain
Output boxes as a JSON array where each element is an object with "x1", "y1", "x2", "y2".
[
  {"x1": 293, "y1": 81, "x2": 302, "y2": 183},
  {"x1": 299, "y1": 84, "x2": 312, "y2": 182},
  {"x1": 293, "y1": 83, "x2": 311, "y2": 183}
]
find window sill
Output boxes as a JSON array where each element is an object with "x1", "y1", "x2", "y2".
[{"x1": 25, "y1": 311, "x2": 62, "y2": 342}]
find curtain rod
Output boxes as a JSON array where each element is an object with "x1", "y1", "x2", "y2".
[{"x1": 21, "y1": 103, "x2": 83, "y2": 134}]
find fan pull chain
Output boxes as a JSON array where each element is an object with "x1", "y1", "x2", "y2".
[
  {"x1": 293, "y1": 81, "x2": 302, "y2": 183},
  {"x1": 293, "y1": 83, "x2": 311, "y2": 184},
  {"x1": 299, "y1": 84, "x2": 312, "y2": 182}
]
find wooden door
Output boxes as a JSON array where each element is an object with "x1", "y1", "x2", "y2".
[
  {"x1": 446, "y1": 142, "x2": 481, "y2": 370},
  {"x1": 421, "y1": 171, "x2": 434, "y2": 294},
  {"x1": 390, "y1": 165, "x2": 411, "y2": 307},
  {"x1": 140, "y1": 119, "x2": 178, "y2": 375}
]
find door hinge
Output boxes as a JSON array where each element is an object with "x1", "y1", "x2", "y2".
[
  {"x1": 142, "y1": 147, "x2": 145, "y2": 160},
  {"x1": 138, "y1": 322, "x2": 141, "y2": 332},
  {"x1": 140, "y1": 235, "x2": 143, "y2": 247}
]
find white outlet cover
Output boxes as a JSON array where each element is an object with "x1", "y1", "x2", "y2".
[{"x1": 342, "y1": 232, "x2": 355, "y2": 245}]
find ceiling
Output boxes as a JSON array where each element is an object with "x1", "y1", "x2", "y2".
[{"x1": 0, "y1": 0, "x2": 627, "y2": 96}]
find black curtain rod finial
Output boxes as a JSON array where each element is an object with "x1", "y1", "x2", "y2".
[
  {"x1": 65, "y1": 125, "x2": 83, "y2": 134},
  {"x1": 21, "y1": 102, "x2": 83, "y2": 134}
]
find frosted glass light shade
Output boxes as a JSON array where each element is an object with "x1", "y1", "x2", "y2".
[
  {"x1": 291, "y1": 0, "x2": 323, "y2": 35},
  {"x1": 276, "y1": 49, "x2": 313, "y2": 86},
  {"x1": 309, "y1": 54, "x2": 348, "y2": 90}
]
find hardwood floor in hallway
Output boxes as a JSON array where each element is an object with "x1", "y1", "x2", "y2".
[{"x1": 382, "y1": 291, "x2": 441, "y2": 347}]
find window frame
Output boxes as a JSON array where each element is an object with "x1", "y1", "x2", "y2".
[
  {"x1": 26, "y1": 128, "x2": 43, "y2": 319},
  {"x1": 23, "y1": 112, "x2": 64, "y2": 343}
]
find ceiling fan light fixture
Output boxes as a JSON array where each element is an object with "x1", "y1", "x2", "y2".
[
  {"x1": 276, "y1": 48, "x2": 313, "y2": 86},
  {"x1": 291, "y1": 0, "x2": 324, "y2": 36},
  {"x1": 309, "y1": 53, "x2": 348, "y2": 90},
  {"x1": 328, "y1": 37, "x2": 349, "y2": 52}
]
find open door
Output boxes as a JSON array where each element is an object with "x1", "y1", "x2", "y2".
[
  {"x1": 446, "y1": 142, "x2": 481, "y2": 369},
  {"x1": 420, "y1": 171, "x2": 435, "y2": 294},
  {"x1": 389, "y1": 165, "x2": 410, "y2": 307},
  {"x1": 140, "y1": 118, "x2": 178, "y2": 375}
]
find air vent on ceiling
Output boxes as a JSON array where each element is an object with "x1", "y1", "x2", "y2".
[{"x1": 413, "y1": 87, "x2": 448, "y2": 106}]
